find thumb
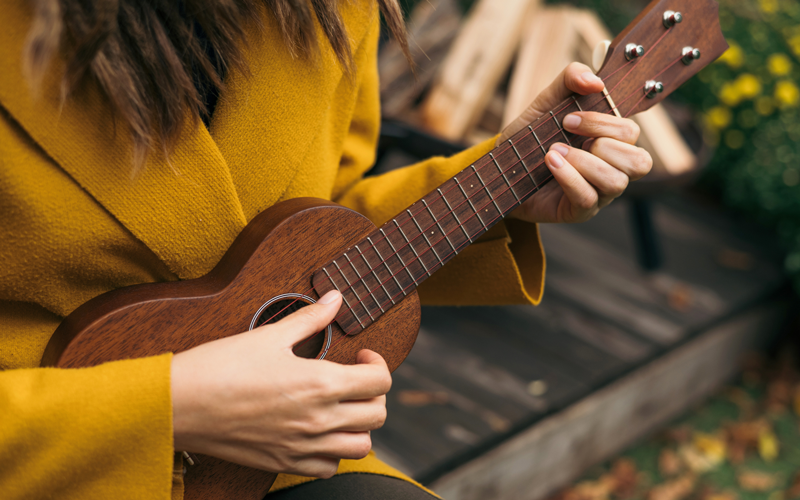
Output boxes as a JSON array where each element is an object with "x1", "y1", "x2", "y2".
[
  {"x1": 355, "y1": 349, "x2": 388, "y2": 368},
  {"x1": 271, "y1": 290, "x2": 342, "y2": 347}
]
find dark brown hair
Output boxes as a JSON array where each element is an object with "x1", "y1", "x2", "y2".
[{"x1": 24, "y1": 0, "x2": 409, "y2": 167}]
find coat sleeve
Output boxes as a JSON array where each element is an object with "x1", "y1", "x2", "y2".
[
  {"x1": 331, "y1": 16, "x2": 545, "y2": 306},
  {"x1": 0, "y1": 302, "x2": 176, "y2": 500}
]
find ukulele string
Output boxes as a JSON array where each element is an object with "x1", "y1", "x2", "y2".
[
  {"x1": 325, "y1": 25, "x2": 679, "y2": 275},
  {"x1": 330, "y1": 78, "x2": 675, "y2": 350},
  {"x1": 268, "y1": 34, "x2": 682, "y2": 347},
  {"x1": 326, "y1": 79, "x2": 650, "y2": 331}
]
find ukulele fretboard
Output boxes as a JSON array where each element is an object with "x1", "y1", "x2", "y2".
[{"x1": 313, "y1": 92, "x2": 616, "y2": 335}]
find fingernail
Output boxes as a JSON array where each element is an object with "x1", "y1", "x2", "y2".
[
  {"x1": 550, "y1": 143, "x2": 569, "y2": 158},
  {"x1": 319, "y1": 290, "x2": 341, "y2": 304},
  {"x1": 547, "y1": 150, "x2": 564, "y2": 169},
  {"x1": 563, "y1": 114, "x2": 581, "y2": 130},
  {"x1": 581, "y1": 71, "x2": 603, "y2": 85}
]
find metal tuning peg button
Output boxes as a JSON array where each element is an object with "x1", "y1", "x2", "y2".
[
  {"x1": 663, "y1": 10, "x2": 683, "y2": 28},
  {"x1": 644, "y1": 80, "x2": 664, "y2": 99},
  {"x1": 625, "y1": 43, "x2": 645, "y2": 61},
  {"x1": 681, "y1": 47, "x2": 701, "y2": 65}
]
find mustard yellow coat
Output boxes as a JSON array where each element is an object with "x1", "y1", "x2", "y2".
[{"x1": 0, "y1": 0, "x2": 545, "y2": 498}]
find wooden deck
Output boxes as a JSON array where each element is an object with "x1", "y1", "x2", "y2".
[{"x1": 368, "y1": 190, "x2": 789, "y2": 498}]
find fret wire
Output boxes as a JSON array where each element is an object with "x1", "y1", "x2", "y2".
[
  {"x1": 439, "y1": 188, "x2": 473, "y2": 244},
  {"x1": 550, "y1": 110, "x2": 572, "y2": 146},
  {"x1": 453, "y1": 177, "x2": 489, "y2": 231},
  {"x1": 408, "y1": 210, "x2": 443, "y2": 270},
  {"x1": 355, "y1": 246, "x2": 392, "y2": 308},
  {"x1": 325, "y1": 266, "x2": 364, "y2": 328},
  {"x1": 343, "y1": 253, "x2": 378, "y2": 318},
  {"x1": 384, "y1": 225, "x2": 420, "y2": 285},
  {"x1": 454, "y1": 176, "x2": 488, "y2": 230},
  {"x1": 526, "y1": 126, "x2": 541, "y2": 190},
  {"x1": 368, "y1": 237, "x2": 405, "y2": 299},
  {"x1": 571, "y1": 95, "x2": 584, "y2": 112},
  {"x1": 494, "y1": 150, "x2": 520, "y2": 204},
  {"x1": 471, "y1": 165, "x2": 503, "y2": 216},
  {"x1": 423, "y1": 199, "x2": 458, "y2": 255}
]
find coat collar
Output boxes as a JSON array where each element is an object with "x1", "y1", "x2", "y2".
[{"x1": 0, "y1": 0, "x2": 375, "y2": 279}]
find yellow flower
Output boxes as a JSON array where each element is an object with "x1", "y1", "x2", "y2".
[
  {"x1": 719, "y1": 82, "x2": 742, "y2": 106},
  {"x1": 718, "y1": 42, "x2": 744, "y2": 69},
  {"x1": 768, "y1": 54, "x2": 792, "y2": 76},
  {"x1": 707, "y1": 106, "x2": 733, "y2": 129},
  {"x1": 775, "y1": 80, "x2": 800, "y2": 107},
  {"x1": 759, "y1": 0, "x2": 779, "y2": 13},
  {"x1": 758, "y1": 427, "x2": 780, "y2": 462},
  {"x1": 789, "y1": 34, "x2": 800, "y2": 59},
  {"x1": 735, "y1": 74, "x2": 762, "y2": 99},
  {"x1": 756, "y1": 96, "x2": 775, "y2": 115}
]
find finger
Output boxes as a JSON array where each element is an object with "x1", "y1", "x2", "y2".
[
  {"x1": 554, "y1": 144, "x2": 630, "y2": 202},
  {"x1": 268, "y1": 290, "x2": 342, "y2": 347},
  {"x1": 289, "y1": 456, "x2": 341, "y2": 479},
  {"x1": 499, "y1": 62, "x2": 603, "y2": 144},
  {"x1": 329, "y1": 396, "x2": 388, "y2": 432},
  {"x1": 330, "y1": 352, "x2": 392, "y2": 401},
  {"x1": 561, "y1": 112, "x2": 640, "y2": 145},
  {"x1": 590, "y1": 138, "x2": 653, "y2": 181},
  {"x1": 545, "y1": 147, "x2": 600, "y2": 220},
  {"x1": 312, "y1": 431, "x2": 373, "y2": 461}
]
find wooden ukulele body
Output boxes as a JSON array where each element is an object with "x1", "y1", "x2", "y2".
[{"x1": 42, "y1": 197, "x2": 422, "y2": 500}]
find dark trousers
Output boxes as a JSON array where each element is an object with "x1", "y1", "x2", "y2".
[{"x1": 268, "y1": 474, "x2": 439, "y2": 499}]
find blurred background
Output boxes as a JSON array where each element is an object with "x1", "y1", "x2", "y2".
[{"x1": 367, "y1": 0, "x2": 800, "y2": 499}]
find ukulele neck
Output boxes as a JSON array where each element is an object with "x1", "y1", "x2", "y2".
[{"x1": 313, "y1": 91, "x2": 617, "y2": 335}]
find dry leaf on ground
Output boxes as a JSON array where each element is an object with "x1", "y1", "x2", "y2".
[
  {"x1": 647, "y1": 474, "x2": 696, "y2": 500},
  {"x1": 397, "y1": 390, "x2": 448, "y2": 406},
  {"x1": 738, "y1": 470, "x2": 779, "y2": 491},
  {"x1": 565, "y1": 475, "x2": 617, "y2": 500},
  {"x1": 610, "y1": 458, "x2": 639, "y2": 498},
  {"x1": 659, "y1": 449, "x2": 682, "y2": 477}
]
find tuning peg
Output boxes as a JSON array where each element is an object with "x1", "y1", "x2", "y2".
[
  {"x1": 663, "y1": 10, "x2": 683, "y2": 28},
  {"x1": 644, "y1": 80, "x2": 664, "y2": 98},
  {"x1": 625, "y1": 43, "x2": 645, "y2": 61},
  {"x1": 681, "y1": 47, "x2": 701, "y2": 65},
  {"x1": 593, "y1": 40, "x2": 612, "y2": 72}
]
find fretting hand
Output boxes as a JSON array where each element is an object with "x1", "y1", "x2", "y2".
[
  {"x1": 170, "y1": 290, "x2": 390, "y2": 478},
  {"x1": 500, "y1": 62, "x2": 653, "y2": 224}
]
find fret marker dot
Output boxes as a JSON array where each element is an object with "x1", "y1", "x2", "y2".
[{"x1": 470, "y1": 185, "x2": 474, "y2": 188}]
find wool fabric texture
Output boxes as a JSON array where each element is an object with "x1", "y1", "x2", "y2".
[{"x1": 0, "y1": 0, "x2": 545, "y2": 497}]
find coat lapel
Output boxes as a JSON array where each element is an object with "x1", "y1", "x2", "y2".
[{"x1": 0, "y1": 0, "x2": 247, "y2": 280}]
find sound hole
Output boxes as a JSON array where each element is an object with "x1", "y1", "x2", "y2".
[{"x1": 253, "y1": 296, "x2": 329, "y2": 359}]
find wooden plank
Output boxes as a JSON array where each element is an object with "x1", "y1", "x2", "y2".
[
  {"x1": 503, "y1": 7, "x2": 578, "y2": 128},
  {"x1": 379, "y1": 0, "x2": 463, "y2": 118},
  {"x1": 420, "y1": 0, "x2": 540, "y2": 140},
  {"x1": 428, "y1": 301, "x2": 790, "y2": 500}
]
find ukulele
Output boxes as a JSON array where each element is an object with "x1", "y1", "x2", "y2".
[{"x1": 41, "y1": 0, "x2": 728, "y2": 498}]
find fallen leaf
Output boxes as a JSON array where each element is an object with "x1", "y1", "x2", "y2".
[
  {"x1": 397, "y1": 390, "x2": 448, "y2": 407},
  {"x1": 569, "y1": 475, "x2": 617, "y2": 500},
  {"x1": 647, "y1": 474, "x2": 696, "y2": 500},
  {"x1": 679, "y1": 445, "x2": 717, "y2": 473},
  {"x1": 767, "y1": 379, "x2": 792, "y2": 413},
  {"x1": 727, "y1": 420, "x2": 766, "y2": 450},
  {"x1": 706, "y1": 492, "x2": 739, "y2": 500},
  {"x1": 717, "y1": 248, "x2": 754, "y2": 270},
  {"x1": 689, "y1": 433, "x2": 727, "y2": 470},
  {"x1": 759, "y1": 427, "x2": 780, "y2": 462},
  {"x1": 738, "y1": 470, "x2": 778, "y2": 491},
  {"x1": 659, "y1": 449, "x2": 682, "y2": 477},
  {"x1": 725, "y1": 387, "x2": 755, "y2": 415},
  {"x1": 727, "y1": 444, "x2": 746, "y2": 465},
  {"x1": 665, "y1": 426, "x2": 693, "y2": 444},
  {"x1": 611, "y1": 458, "x2": 639, "y2": 498},
  {"x1": 667, "y1": 284, "x2": 693, "y2": 312}
]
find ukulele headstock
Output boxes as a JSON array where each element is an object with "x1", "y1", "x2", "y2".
[{"x1": 596, "y1": 0, "x2": 728, "y2": 117}]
